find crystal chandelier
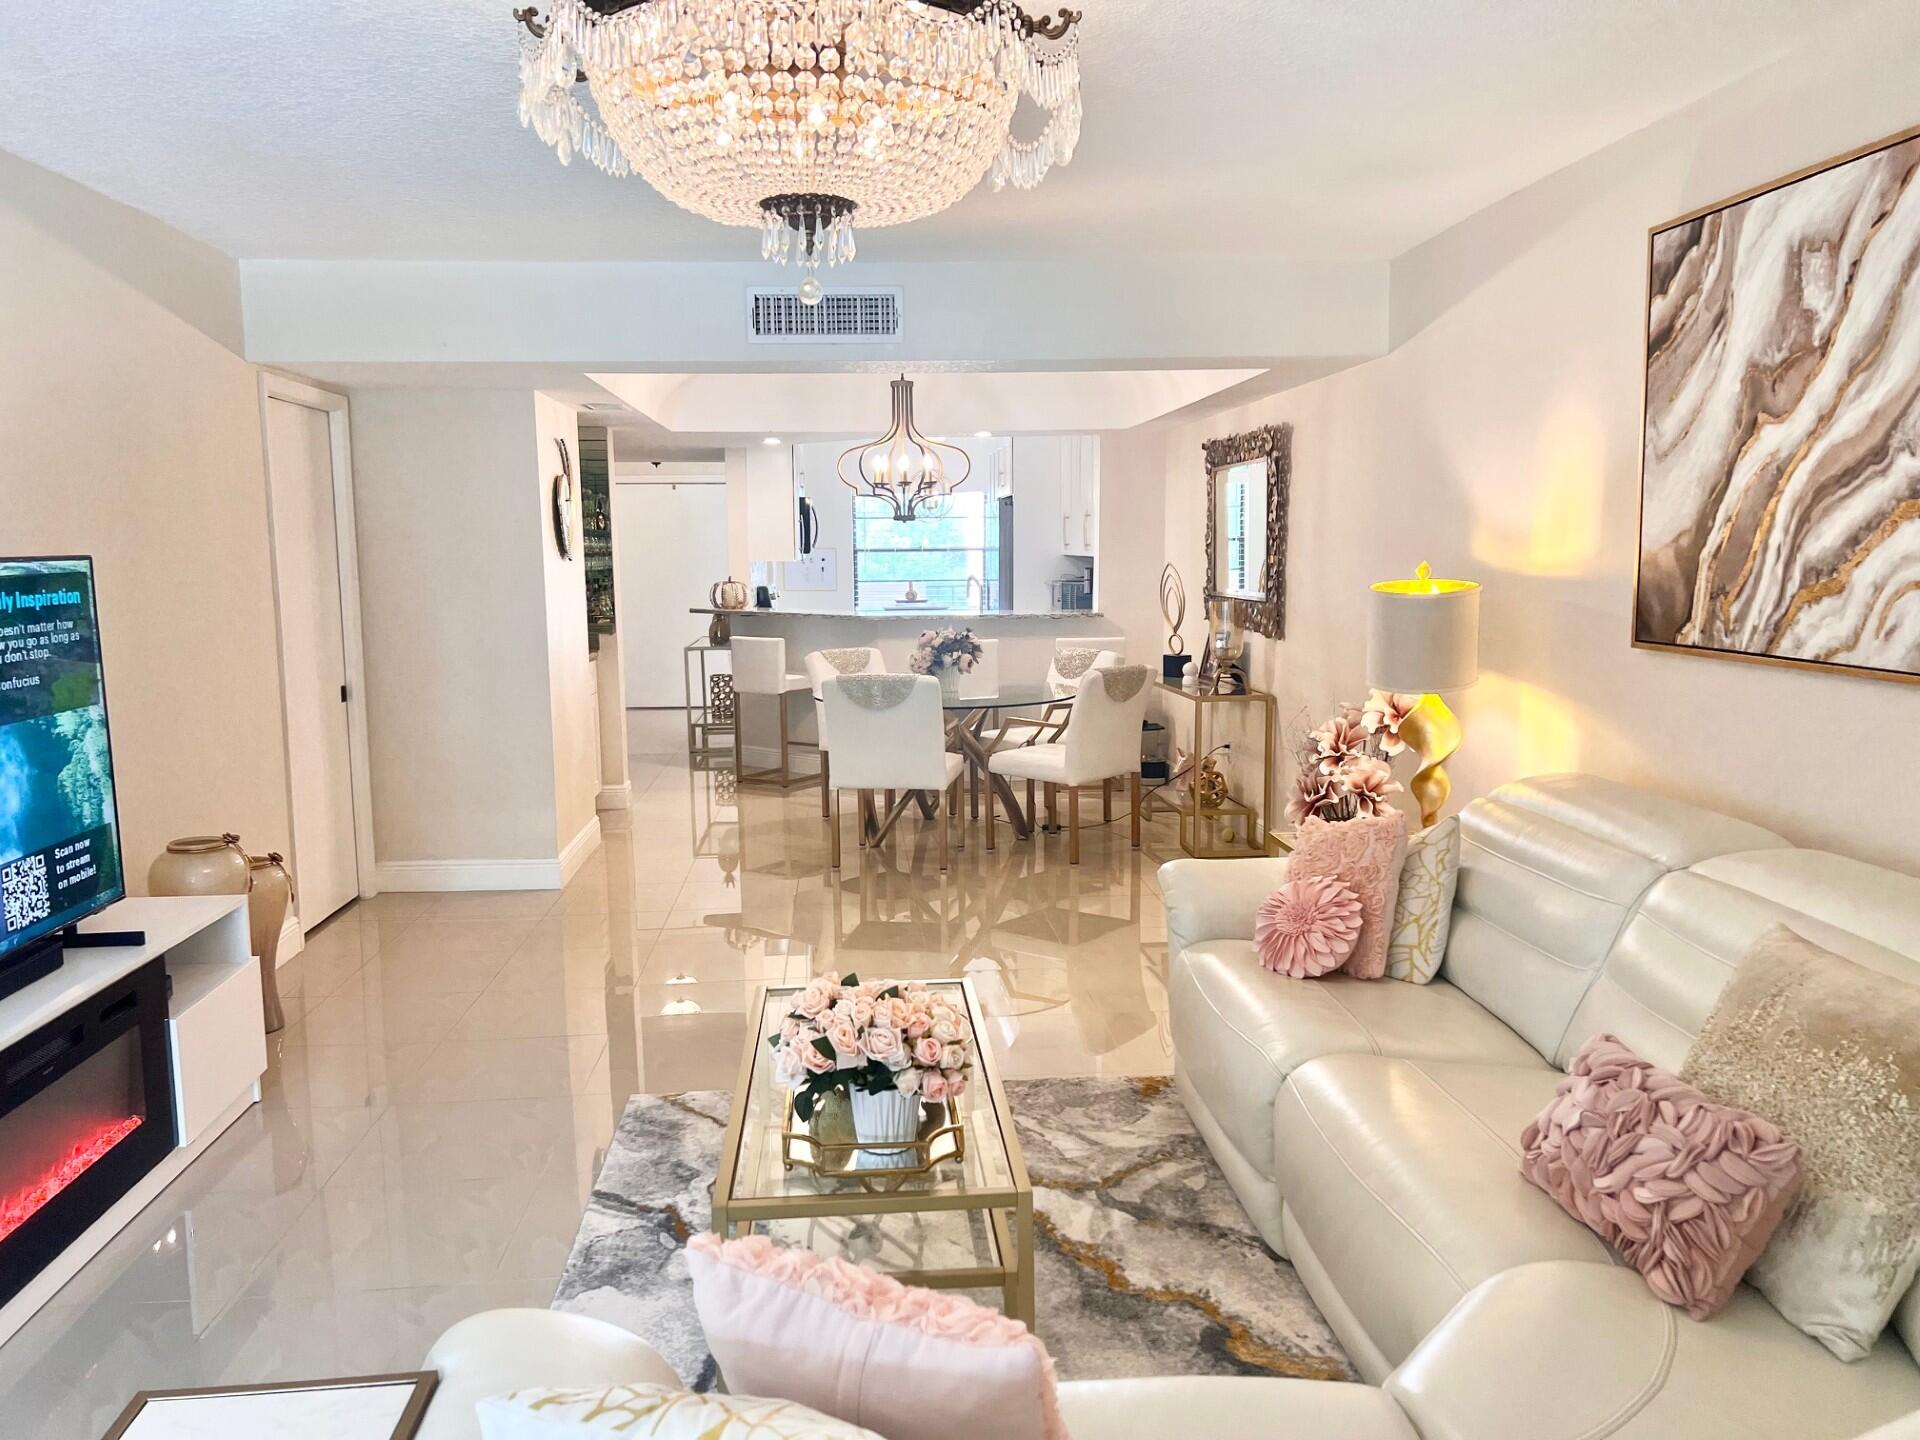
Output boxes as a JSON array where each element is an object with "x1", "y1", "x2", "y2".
[
  {"x1": 517, "y1": 0, "x2": 1083, "y2": 301},
  {"x1": 838, "y1": 376, "x2": 970, "y2": 521}
]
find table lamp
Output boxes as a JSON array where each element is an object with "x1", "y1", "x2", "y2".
[{"x1": 1368, "y1": 562, "x2": 1481, "y2": 828}]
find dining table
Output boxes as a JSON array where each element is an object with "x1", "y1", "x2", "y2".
[{"x1": 940, "y1": 682, "x2": 1074, "y2": 841}]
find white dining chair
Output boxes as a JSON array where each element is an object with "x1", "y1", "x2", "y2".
[
  {"x1": 987, "y1": 663, "x2": 1151, "y2": 864},
  {"x1": 822, "y1": 674, "x2": 966, "y2": 872},
  {"x1": 730, "y1": 636, "x2": 816, "y2": 788},
  {"x1": 803, "y1": 645, "x2": 886, "y2": 817}
]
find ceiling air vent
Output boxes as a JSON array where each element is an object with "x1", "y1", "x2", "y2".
[{"x1": 749, "y1": 288, "x2": 902, "y2": 344}]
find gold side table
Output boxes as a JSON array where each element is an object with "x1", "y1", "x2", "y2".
[{"x1": 1147, "y1": 680, "x2": 1278, "y2": 859}]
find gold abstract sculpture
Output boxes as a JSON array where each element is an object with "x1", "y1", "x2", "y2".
[
  {"x1": 1196, "y1": 755, "x2": 1229, "y2": 811},
  {"x1": 1161, "y1": 563, "x2": 1187, "y2": 655}
]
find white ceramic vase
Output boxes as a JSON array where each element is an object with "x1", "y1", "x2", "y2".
[
  {"x1": 848, "y1": 1086, "x2": 923, "y2": 1169},
  {"x1": 937, "y1": 668, "x2": 961, "y2": 703}
]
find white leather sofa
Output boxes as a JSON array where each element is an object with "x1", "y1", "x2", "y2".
[{"x1": 1166, "y1": 773, "x2": 1920, "y2": 1438}]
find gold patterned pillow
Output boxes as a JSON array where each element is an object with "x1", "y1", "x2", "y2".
[
  {"x1": 477, "y1": 1386, "x2": 885, "y2": 1438},
  {"x1": 1385, "y1": 817, "x2": 1460, "y2": 984},
  {"x1": 1681, "y1": 926, "x2": 1920, "y2": 1362}
]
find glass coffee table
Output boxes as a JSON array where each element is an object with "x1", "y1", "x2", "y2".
[{"x1": 711, "y1": 979, "x2": 1036, "y2": 1327}]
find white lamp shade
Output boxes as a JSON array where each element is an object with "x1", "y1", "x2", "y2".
[{"x1": 1367, "y1": 571, "x2": 1480, "y2": 693}]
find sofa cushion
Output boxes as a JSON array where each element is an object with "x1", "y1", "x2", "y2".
[
  {"x1": 1272, "y1": 1056, "x2": 1615, "y2": 1367},
  {"x1": 1057, "y1": 1375, "x2": 1417, "y2": 1440},
  {"x1": 1389, "y1": 1261, "x2": 1920, "y2": 1440},
  {"x1": 1443, "y1": 776, "x2": 1788, "y2": 1061},
  {"x1": 1171, "y1": 941, "x2": 1545, "y2": 1181}
]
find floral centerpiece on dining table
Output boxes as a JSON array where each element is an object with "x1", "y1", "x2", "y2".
[
  {"x1": 908, "y1": 626, "x2": 984, "y2": 700},
  {"x1": 769, "y1": 974, "x2": 974, "y2": 1163}
]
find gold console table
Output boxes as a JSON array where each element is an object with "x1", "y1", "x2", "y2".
[{"x1": 1148, "y1": 680, "x2": 1278, "y2": 859}]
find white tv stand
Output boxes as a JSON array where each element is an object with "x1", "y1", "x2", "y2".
[{"x1": 0, "y1": 894, "x2": 266, "y2": 1346}]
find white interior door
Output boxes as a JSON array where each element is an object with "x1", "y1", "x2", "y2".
[
  {"x1": 265, "y1": 396, "x2": 360, "y2": 928},
  {"x1": 615, "y1": 480, "x2": 730, "y2": 707}
]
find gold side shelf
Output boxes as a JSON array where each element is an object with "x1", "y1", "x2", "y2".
[{"x1": 1147, "y1": 680, "x2": 1277, "y2": 858}]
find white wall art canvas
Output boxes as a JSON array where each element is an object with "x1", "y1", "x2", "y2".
[{"x1": 1636, "y1": 126, "x2": 1920, "y2": 684}]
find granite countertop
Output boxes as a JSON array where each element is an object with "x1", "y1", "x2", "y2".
[{"x1": 689, "y1": 607, "x2": 1104, "y2": 620}]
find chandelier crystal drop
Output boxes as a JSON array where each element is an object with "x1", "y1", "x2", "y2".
[
  {"x1": 837, "y1": 376, "x2": 970, "y2": 521},
  {"x1": 517, "y1": 0, "x2": 1083, "y2": 299}
]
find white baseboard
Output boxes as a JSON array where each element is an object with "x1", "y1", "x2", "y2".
[
  {"x1": 373, "y1": 817, "x2": 604, "y2": 893},
  {"x1": 558, "y1": 814, "x2": 603, "y2": 886},
  {"x1": 596, "y1": 780, "x2": 633, "y2": 812},
  {"x1": 275, "y1": 913, "x2": 304, "y2": 969},
  {"x1": 375, "y1": 857, "x2": 569, "y2": 891}
]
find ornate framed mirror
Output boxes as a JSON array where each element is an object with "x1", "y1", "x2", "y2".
[{"x1": 1203, "y1": 423, "x2": 1290, "y2": 639}]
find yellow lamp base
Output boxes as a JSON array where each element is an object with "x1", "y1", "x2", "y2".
[{"x1": 1399, "y1": 693, "x2": 1462, "y2": 829}]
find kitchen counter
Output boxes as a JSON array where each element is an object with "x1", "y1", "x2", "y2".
[{"x1": 689, "y1": 607, "x2": 1103, "y2": 620}]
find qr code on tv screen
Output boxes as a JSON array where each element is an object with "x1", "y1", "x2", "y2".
[{"x1": 2, "y1": 853, "x2": 52, "y2": 935}]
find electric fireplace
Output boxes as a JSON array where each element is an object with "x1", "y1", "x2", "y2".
[{"x1": 0, "y1": 958, "x2": 175, "y2": 1309}]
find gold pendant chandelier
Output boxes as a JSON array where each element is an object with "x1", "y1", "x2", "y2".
[
  {"x1": 517, "y1": 0, "x2": 1083, "y2": 302},
  {"x1": 837, "y1": 376, "x2": 971, "y2": 521}
]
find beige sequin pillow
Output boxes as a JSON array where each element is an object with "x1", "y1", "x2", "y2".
[
  {"x1": 1681, "y1": 926, "x2": 1920, "y2": 1362},
  {"x1": 1385, "y1": 817, "x2": 1460, "y2": 984}
]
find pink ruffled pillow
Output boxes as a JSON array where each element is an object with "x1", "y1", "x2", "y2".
[
  {"x1": 1256, "y1": 876, "x2": 1363, "y2": 977},
  {"x1": 1521, "y1": 1033, "x2": 1802, "y2": 1320},
  {"x1": 1284, "y1": 811, "x2": 1408, "y2": 979},
  {"x1": 687, "y1": 1233, "x2": 1067, "y2": 1440}
]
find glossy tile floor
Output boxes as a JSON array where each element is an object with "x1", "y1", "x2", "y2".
[{"x1": 0, "y1": 712, "x2": 1188, "y2": 1437}]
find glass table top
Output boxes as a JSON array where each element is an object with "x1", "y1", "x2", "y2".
[
  {"x1": 941, "y1": 682, "x2": 1071, "y2": 712},
  {"x1": 728, "y1": 980, "x2": 1021, "y2": 1208}
]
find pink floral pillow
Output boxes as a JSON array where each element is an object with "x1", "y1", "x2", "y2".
[
  {"x1": 1521, "y1": 1034, "x2": 1802, "y2": 1320},
  {"x1": 1256, "y1": 876, "x2": 1363, "y2": 977},
  {"x1": 1285, "y1": 811, "x2": 1408, "y2": 979},
  {"x1": 687, "y1": 1234, "x2": 1066, "y2": 1440}
]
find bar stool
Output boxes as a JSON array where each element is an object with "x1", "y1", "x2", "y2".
[
  {"x1": 730, "y1": 636, "x2": 817, "y2": 788},
  {"x1": 803, "y1": 645, "x2": 886, "y2": 817}
]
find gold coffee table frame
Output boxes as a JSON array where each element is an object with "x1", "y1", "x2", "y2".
[{"x1": 712, "y1": 979, "x2": 1036, "y2": 1328}]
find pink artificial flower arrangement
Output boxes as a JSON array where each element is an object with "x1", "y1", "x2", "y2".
[
  {"x1": 908, "y1": 627, "x2": 984, "y2": 677},
  {"x1": 769, "y1": 974, "x2": 974, "y2": 1121},
  {"x1": 1284, "y1": 690, "x2": 1416, "y2": 825}
]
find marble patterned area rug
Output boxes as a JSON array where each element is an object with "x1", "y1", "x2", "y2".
[{"x1": 553, "y1": 1077, "x2": 1353, "y2": 1389}]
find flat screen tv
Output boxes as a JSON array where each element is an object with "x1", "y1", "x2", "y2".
[{"x1": 0, "y1": 557, "x2": 124, "y2": 997}]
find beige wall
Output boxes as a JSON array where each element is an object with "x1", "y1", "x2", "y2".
[
  {"x1": 1161, "y1": 5, "x2": 1920, "y2": 874},
  {"x1": 350, "y1": 388, "x2": 560, "y2": 869},
  {"x1": 0, "y1": 155, "x2": 290, "y2": 888},
  {"x1": 534, "y1": 391, "x2": 600, "y2": 860}
]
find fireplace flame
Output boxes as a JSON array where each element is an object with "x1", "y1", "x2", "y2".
[{"x1": 0, "y1": 1116, "x2": 144, "y2": 1242}]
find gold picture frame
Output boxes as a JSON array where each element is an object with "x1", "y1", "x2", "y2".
[
  {"x1": 1203, "y1": 423, "x2": 1291, "y2": 640},
  {"x1": 1632, "y1": 121, "x2": 1920, "y2": 688}
]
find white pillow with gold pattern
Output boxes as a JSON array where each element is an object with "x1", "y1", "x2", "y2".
[
  {"x1": 477, "y1": 1386, "x2": 885, "y2": 1439},
  {"x1": 1385, "y1": 817, "x2": 1460, "y2": 984}
]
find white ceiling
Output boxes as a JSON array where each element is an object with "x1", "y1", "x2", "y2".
[
  {"x1": 0, "y1": 1, "x2": 1847, "y2": 265},
  {"x1": 586, "y1": 368, "x2": 1267, "y2": 436}
]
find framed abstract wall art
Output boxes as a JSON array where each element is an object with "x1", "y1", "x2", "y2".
[{"x1": 1634, "y1": 124, "x2": 1920, "y2": 685}]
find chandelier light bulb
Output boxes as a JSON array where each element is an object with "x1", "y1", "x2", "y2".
[{"x1": 516, "y1": 0, "x2": 1084, "y2": 287}]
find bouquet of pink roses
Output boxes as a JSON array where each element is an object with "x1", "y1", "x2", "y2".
[{"x1": 768, "y1": 973, "x2": 974, "y2": 1122}]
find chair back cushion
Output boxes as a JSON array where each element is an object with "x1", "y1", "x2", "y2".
[
  {"x1": 821, "y1": 675, "x2": 950, "y2": 792},
  {"x1": 731, "y1": 635, "x2": 789, "y2": 696},
  {"x1": 1442, "y1": 775, "x2": 1787, "y2": 1062},
  {"x1": 1047, "y1": 637, "x2": 1125, "y2": 696},
  {"x1": 804, "y1": 648, "x2": 885, "y2": 748},
  {"x1": 1059, "y1": 664, "x2": 1150, "y2": 783}
]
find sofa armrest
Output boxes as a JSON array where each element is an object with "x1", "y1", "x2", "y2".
[
  {"x1": 1386, "y1": 1264, "x2": 1920, "y2": 1440},
  {"x1": 1159, "y1": 857, "x2": 1288, "y2": 957},
  {"x1": 417, "y1": 1309, "x2": 681, "y2": 1440}
]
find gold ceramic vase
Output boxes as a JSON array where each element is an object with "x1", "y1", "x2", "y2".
[
  {"x1": 246, "y1": 852, "x2": 293, "y2": 1033},
  {"x1": 149, "y1": 834, "x2": 251, "y2": 898}
]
